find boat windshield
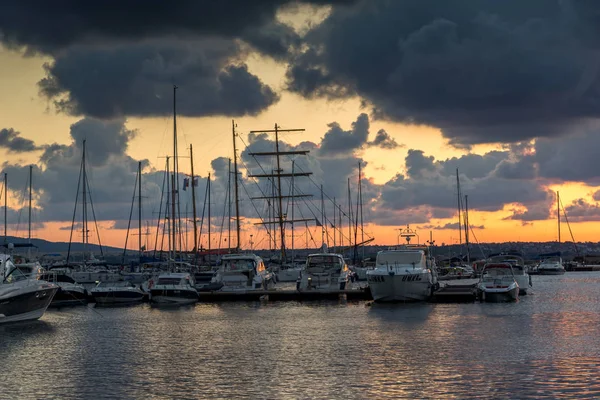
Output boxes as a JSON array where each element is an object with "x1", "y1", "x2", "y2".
[
  {"x1": 157, "y1": 278, "x2": 182, "y2": 285},
  {"x1": 3, "y1": 265, "x2": 34, "y2": 283},
  {"x1": 97, "y1": 281, "x2": 133, "y2": 288},
  {"x1": 222, "y1": 259, "x2": 256, "y2": 271},
  {"x1": 377, "y1": 252, "x2": 423, "y2": 266},
  {"x1": 307, "y1": 256, "x2": 343, "y2": 269}
]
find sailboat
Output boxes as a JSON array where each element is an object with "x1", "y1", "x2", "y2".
[
  {"x1": 91, "y1": 161, "x2": 147, "y2": 305},
  {"x1": 150, "y1": 85, "x2": 198, "y2": 306},
  {"x1": 538, "y1": 191, "x2": 566, "y2": 275},
  {"x1": 60, "y1": 140, "x2": 120, "y2": 285},
  {"x1": 7, "y1": 166, "x2": 88, "y2": 306}
]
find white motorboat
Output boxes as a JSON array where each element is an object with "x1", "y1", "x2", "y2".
[
  {"x1": 296, "y1": 253, "x2": 353, "y2": 291},
  {"x1": 486, "y1": 254, "x2": 531, "y2": 295},
  {"x1": 194, "y1": 266, "x2": 220, "y2": 292},
  {"x1": 0, "y1": 255, "x2": 58, "y2": 324},
  {"x1": 149, "y1": 272, "x2": 198, "y2": 306},
  {"x1": 477, "y1": 263, "x2": 520, "y2": 302},
  {"x1": 212, "y1": 254, "x2": 275, "y2": 292},
  {"x1": 367, "y1": 247, "x2": 438, "y2": 302},
  {"x1": 68, "y1": 267, "x2": 122, "y2": 284},
  {"x1": 90, "y1": 281, "x2": 146, "y2": 305},
  {"x1": 537, "y1": 256, "x2": 565, "y2": 275}
]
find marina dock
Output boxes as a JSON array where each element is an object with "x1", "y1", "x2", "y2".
[
  {"x1": 197, "y1": 287, "x2": 373, "y2": 302},
  {"x1": 431, "y1": 279, "x2": 478, "y2": 302}
]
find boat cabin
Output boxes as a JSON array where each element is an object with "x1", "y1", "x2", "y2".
[
  {"x1": 376, "y1": 250, "x2": 427, "y2": 268},
  {"x1": 305, "y1": 254, "x2": 347, "y2": 273},
  {"x1": 155, "y1": 273, "x2": 194, "y2": 287}
]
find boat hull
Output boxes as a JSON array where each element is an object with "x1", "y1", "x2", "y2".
[
  {"x1": 479, "y1": 287, "x2": 519, "y2": 302},
  {"x1": 513, "y1": 274, "x2": 531, "y2": 295},
  {"x1": 50, "y1": 287, "x2": 88, "y2": 307},
  {"x1": 367, "y1": 272, "x2": 434, "y2": 302},
  {"x1": 150, "y1": 289, "x2": 198, "y2": 306},
  {"x1": 538, "y1": 269, "x2": 565, "y2": 275},
  {"x1": 92, "y1": 290, "x2": 145, "y2": 305},
  {"x1": 0, "y1": 286, "x2": 58, "y2": 324}
]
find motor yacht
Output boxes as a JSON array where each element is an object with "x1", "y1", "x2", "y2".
[
  {"x1": 211, "y1": 254, "x2": 275, "y2": 292},
  {"x1": 0, "y1": 255, "x2": 58, "y2": 324},
  {"x1": 486, "y1": 254, "x2": 531, "y2": 294},
  {"x1": 39, "y1": 269, "x2": 89, "y2": 306},
  {"x1": 90, "y1": 280, "x2": 146, "y2": 305},
  {"x1": 476, "y1": 263, "x2": 520, "y2": 302},
  {"x1": 296, "y1": 253, "x2": 354, "y2": 291},
  {"x1": 537, "y1": 256, "x2": 565, "y2": 275},
  {"x1": 366, "y1": 247, "x2": 438, "y2": 302},
  {"x1": 149, "y1": 272, "x2": 198, "y2": 306}
]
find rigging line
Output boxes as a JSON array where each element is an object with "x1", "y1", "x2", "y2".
[
  {"x1": 15, "y1": 174, "x2": 29, "y2": 237},
  {"x1": 84, "y1": 172, "x2": 104, "y2": 257},
  {"x1": 238, "y1": 176, "x2": 272, "y2": 237},
  {"x1": 122, "y1": 170, "x2": 138, "y2": 265},
  {"x1": 67, "y1": 155, "x2": 84, "y2": 264},
  {"x1": 559, "y1": 197, "x2": 578, "y2": 254},
  {"x1": 195, "y1": 178, "x2": 209, "y2": 254},
  {"x1": 281, "y1": 154, "x2": 373, "y2": 240},
  {"x1": 217, "y1": 176, "x2": 230, "y2": 252},
  {"x1": 468, "y1": 224, "x2": 487, "y2": 260},
  {"x1": 153, "y1": 162, "x2": 167, "y2": 258}
]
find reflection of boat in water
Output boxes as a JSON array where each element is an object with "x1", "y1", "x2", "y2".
[
  {"x1": 91, "y1": 281, "x2": 146, "y2": 305},
  {"x1": 476, "y1": 263, "x2": 519, "y2": 303},
  {"x1": 0, "y1": 255, "x2": 58, "y2": 324},
  {"x1": 150, "y1": 272, "x2": 198, "y2": 306},
  {"x1": 212, "y1": 254, "x2": 275, "y2": 292},
  {"x1": 297, "y1": 253, "x2": 354, "y2": 291},
  {"x1": 367, "y1": 246, "x2": 437, "y2": 302}
]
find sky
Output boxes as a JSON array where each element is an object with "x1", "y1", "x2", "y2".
[{"x1": 2, "y1": 0, "x2": 600, "y2": 251}]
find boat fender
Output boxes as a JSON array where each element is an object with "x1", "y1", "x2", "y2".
[{"x1": 388, "y1": 271, "x2": 395, "y2": 276}]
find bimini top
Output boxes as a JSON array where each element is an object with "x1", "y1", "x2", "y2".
[{"x1": 483, "y1": 263, "x2": 513, "y2": 269}]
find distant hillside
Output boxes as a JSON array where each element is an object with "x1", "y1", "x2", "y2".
[{"x1": 1, "y1": 236, "x2": 123, "y2": 254}]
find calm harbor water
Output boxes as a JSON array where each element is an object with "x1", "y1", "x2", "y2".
[{"x1": 3, "y1": 273, "x2": 600, "y2": 399}]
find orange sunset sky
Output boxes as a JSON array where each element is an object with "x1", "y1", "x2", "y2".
[{"x1": 1, "y1": 2, "x2": 600, "y2": 251}]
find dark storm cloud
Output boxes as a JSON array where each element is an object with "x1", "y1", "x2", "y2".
[
  {"x1": 367, "y1": 129, "x2": 400, "y2": 150},
  {"x1": 0, "y1": 128, "x2": 41, "y2": 153},
  {"x1": 378, "y1": 149, "x2": 551, "y2": 214},
  {"x1": 564, "y1": 198, "x2": 600, "y2": 222},
  {"x1": 287, "y1": 0, "x2": 600, "y2": 146},
  {"x1": 39, "y1": 40, "x2": 279, "y2": 119}
]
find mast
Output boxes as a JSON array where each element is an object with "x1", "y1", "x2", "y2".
[
  {"x1": 248, "y1": 123, "x2": 310, "y2": 261},
  {"x1": 291, "y1": 160, "x2": 295, "y2": 262},
  {"x1": 456, "y1": 168, "x2": 462, "y2": 248},
  {"x1": 339, "y1": 204, "x2": 343, "y2": 249},
  {"x1": 3, "y1": 172, "x2": 6, "y2": 243},
  {"x1": 232, "y1": 120, "x2": 241, "y2": 251},
  {"x1": 557, "y1": 191, "x2": 561, "y2": 244},
  {"x1": 464, "y1": 195, "x2": 470, "y2": 264},
  {"x1": 321, "y1": 184, "x2": 325, "y2": 249},
  {"x1": 354, "y1": 164, "x2": 360, "y2": 263},
  {"x1": 166, "y1": 157, "x2": 172, "y2": 260},
  {"x1": 172, "y1": 85, "x2": 179, "y2": 261},
  {"x1": 28, "y1": 165, "x2": 32, "y2": 244},
  {"x1": 138, "y1": 161, "x2": 142, "y2": 259},
  {"x1": 347, "y1": 178, "x2": 352, "y2": 249},
  {"x1": 190, "y1": 145, "x2": 198, "y2": 256},
  {"x1": 359, "y1": 162, "x2": 364, "y2": 261},
  {"x1": 228, "y1": 159, "x2": 232, "y2": 253},
  {"x1": 333, "y1": 197, "x2": 336, "y2": 253},
  {"x1": 208, "y1": 172, "x2": 211, "y2": 257},
  {"x1": 82, "y1": 140, "x2": 88, "y2": 262}
]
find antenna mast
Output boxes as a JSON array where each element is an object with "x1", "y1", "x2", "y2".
[{"x1": 232, "y1": 120, "x2": 241, "y2": 251}]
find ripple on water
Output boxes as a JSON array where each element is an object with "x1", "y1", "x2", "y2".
[{"x1": 3, "y1": 273, "x2": 600, "y2": 399}]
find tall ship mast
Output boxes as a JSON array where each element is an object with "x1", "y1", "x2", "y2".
[{"x1": 247, "y1": 124, "x2": 313, "y2": 260}]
